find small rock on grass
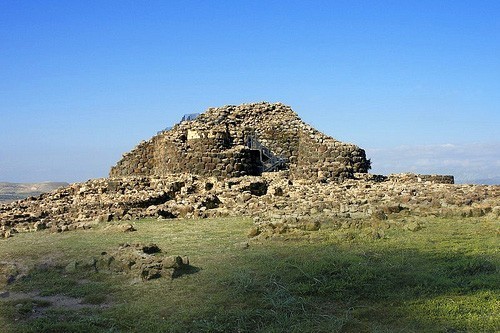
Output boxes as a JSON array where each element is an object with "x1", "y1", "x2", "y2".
[
  {"x1": 120, "y1": 223, "x2": 136, "y2": 232},
  {"x1": 404, "y1": 221, "x2": 422, "y2": 232},
  {"x1": 234, "y1": 241, "x2": 249, "y2": 249},
  {"x1": 98, "y1": 244, "x2": 191, "y2": 281},
  {"x1": 247, "y1": 227, "x2": 260, "y2": 238}
]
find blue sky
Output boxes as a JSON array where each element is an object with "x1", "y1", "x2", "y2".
[{"x1": 1, "y1": 1, "x2": 499, "y2": 184}]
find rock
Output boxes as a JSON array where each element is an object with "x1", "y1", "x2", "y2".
[
  {"x1": 120, "y1": 223, "x2": 136, "y2": 232},
  {"x1": 65, "y1": 260, "x2": 78, "y2": 273},
  {"x1": 273, "y1": 187, "x2": 284, "y2": 196},
  {"x1": 405, "y1": 221, "x2": 422, "y2": 232},
  {"x1": 241, "y1": 180, "x2": 268, "y2": 196},
  {"x1": 372, "y1": 210, "x2": 388, "y2": 221},
  {"x1": 97, "y1": 244, "x2": 190, "y2": 281},
  {"x1": 202, "y1": 195, "x2": 221, "y2": 209},
  {"x1": 34, "y1": 221, "x2": 47, "y2": 231},
  {"x1": 162, "y1": 256, "x2": 183, "y2": 269},
  {"x1": 247, "y1": 227, "x2": 260, "y2": 238},
  {"x1": 140, "y1": 263, "x2": 163, "y2": 281},
  {"x1": 141, "y1": 243, "x2": 161, "y2": 254},
  {"x1": 241, "y1": 192, "x2": 252, "y2": 202},
  {"x1": 96, "y1": 213, "x2": 113, "y2": 223},
  {"x1": 0, "y1": 262, "x2": 20, "y2": 287},
  {"x1": 234, "y1": 241, "x2": 249, "y2": 249},
  {"x1": 305, "y1": 220, "x2": 321, "y2": 231}
]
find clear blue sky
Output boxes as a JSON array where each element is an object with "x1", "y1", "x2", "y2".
[{"x1": 1, "y1": 1, "x2": 499, "y2": 183}]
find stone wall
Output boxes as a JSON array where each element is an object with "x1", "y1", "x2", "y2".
[
  {"x1": 111, "y1": 140, "x2": 156, "y2": 177},
  {"x1": 111, "y1": 129, "x2": 262, "y2": 179},
  {"x1": 292, "y1": 131, "x2": 370, "y2": 182},
  {"x1": 388, "y1": 173, "x2": 455, "y2": 184},
  {"x1": 110, "y1": 102, "x2": 370, "y2": 182}
]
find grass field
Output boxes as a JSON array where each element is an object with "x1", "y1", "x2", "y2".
[{"x1": 0, "y1": 216, "x2": 498, "y2": 332}]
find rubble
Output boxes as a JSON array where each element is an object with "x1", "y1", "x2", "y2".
[
  {"x1": 1, "y1": 172, "x2": 498, "y2": 238},
  {"x1": 96, "y1": 243, "x2": 190, "y2": 280}
]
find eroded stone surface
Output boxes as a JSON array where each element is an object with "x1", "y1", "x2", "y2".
[
  {"x1": 0, "y1": 172, "x2": 498, "y2": 238},
  {"x1": 97, "y1": 243, "x2": 190, "y2": 280}
]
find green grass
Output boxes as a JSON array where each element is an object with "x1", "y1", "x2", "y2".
[{"x1": 0, "y1": 216, "x2": 498, "y2": 332}]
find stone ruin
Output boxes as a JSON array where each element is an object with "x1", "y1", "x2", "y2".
[
  {"x1": 0, "y1": 102, "x2": 498, "y2": 240},
  {"x1": 110, "y1": 102, "x2": 371, "y2": 182},
  {"x1": 96, "y1": 243, "x2": 191, "y2": 281}
]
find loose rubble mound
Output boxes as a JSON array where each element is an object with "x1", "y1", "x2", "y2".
[
  {"x1": 1, "y1": 172, "x2": 498, "y2": 239},
  {"x1": 97, "y1": 243, "x2": 191, "y2": 281},
  {"x1": 0, "y1": 102, "x2": 499, "y2": 239}
]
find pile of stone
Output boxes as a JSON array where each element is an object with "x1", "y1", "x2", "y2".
[
  {"x1": 96, "y1": 243, "x2": 190, "y2": 280},
  {"x1": 1, "y1": 172, "x2": 498, "y2": 239}
]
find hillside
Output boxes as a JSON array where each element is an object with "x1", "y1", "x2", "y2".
[{"x1": 0, "y1": 182, "x2": 69, "y2": 203}]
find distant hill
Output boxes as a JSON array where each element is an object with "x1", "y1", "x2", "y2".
[
  {"x1": 473, "y1": 179, "x2": 500, "y2": 185},
  {"x1": 0, "y1": 182, "x2": 69, "y2": 203},
  {"x1": 457, "y1": 177, "x2": 500, "y2": 185}
]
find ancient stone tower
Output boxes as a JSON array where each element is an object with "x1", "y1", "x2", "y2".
[{"x1": 110, "y1": 102, "x2": 371, "y2": 182}]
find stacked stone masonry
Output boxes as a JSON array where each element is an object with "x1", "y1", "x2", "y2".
[{"x1": 110, "y1": 102, "x2": 370, "y2": 182}]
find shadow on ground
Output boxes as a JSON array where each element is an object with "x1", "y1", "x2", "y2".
[{"x1": 0, "y1": 226, "x2": 498, "y2": 332}]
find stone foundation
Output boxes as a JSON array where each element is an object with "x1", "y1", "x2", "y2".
[{"x1": 1, "y1": 173, "x2": 498, "y2": 238}]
